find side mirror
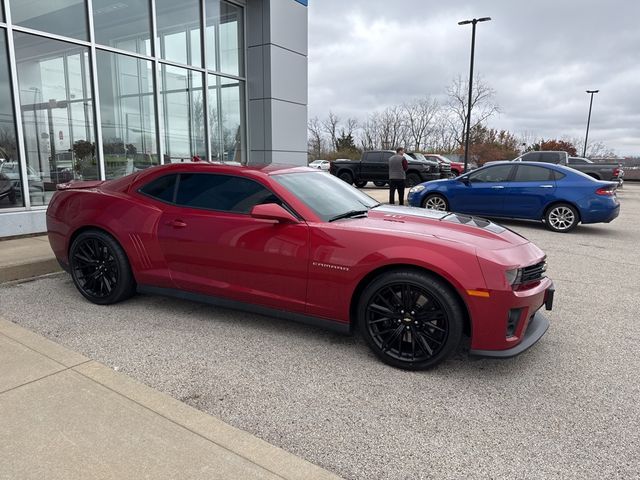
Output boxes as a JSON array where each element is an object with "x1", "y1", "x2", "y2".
[
  {"x1": 458, "y1": 176, "x2": 471, "y2": 185},
  {"x1": 250, "y1": 203, "x2": 299, "y2": 223}
]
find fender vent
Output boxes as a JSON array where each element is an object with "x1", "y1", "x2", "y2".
[{"x1": 129, "y1": 233, "x2": 152, "y2": 269}]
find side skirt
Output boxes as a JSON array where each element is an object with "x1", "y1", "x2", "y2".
[{"x1": 137, "y1": 285, "x2": 352, "y2": 335}]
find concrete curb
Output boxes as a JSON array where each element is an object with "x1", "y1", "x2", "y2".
[{"x1": 0, "y1": 318, "x2": 342, "y2": 480}]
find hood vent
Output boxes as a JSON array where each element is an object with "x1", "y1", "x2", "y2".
[{"x1": 442, "y1": 213, "x2": 505, "y2": 233}]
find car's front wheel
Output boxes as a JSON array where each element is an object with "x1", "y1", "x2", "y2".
[
  {"x1": 422, "y1": 193, "x2": 449, "y2": 211},
  {"x1": 406, "y1": 173, "x2": 421, "y2": 188},
  {"x1": 69, "y1": 230, "x2": 136, "y2": 305},
  {"x1": 354, "y1": 180, "x2": 368, "y2": 188},
  {"x1": 544, "y1": 203, "x2": 579, "y2": 232},
  {"x1": 357, "y1": 270, "x2": 463, "y2": 370}
]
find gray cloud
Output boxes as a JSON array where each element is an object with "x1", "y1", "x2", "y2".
[{"x1": 308, "y1": 0, "x2": 640, "y2": 155}]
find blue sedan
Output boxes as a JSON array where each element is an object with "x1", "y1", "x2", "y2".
[{"x1": 407, "y1": 161, "x2": 620, "y2": 232}]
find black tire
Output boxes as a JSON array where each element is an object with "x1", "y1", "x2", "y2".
[
  {"x1": 406, "y1": 173, "x2": 421, "y2": 188},
  {"x1": 422, "y1": 193, "x2": 449, "y2": 211},
  {"x1": 357, "y1": 270, "x2": 463, "y2": 370},
  {"x1": 354, "y1": 180, "x2": 367, "y2": 188},
  {"x1": 338, "y1": 171, "x2": 354, "y2": 185},
  {"x1": 69, "y1": 230, "x2": 136, "y2": 305},
  {"x1": 544, "y1": 203, "x2": 579, "y2": 233},
  {"x1": 373, "y1": 181, "x2": 387, "y2": 187}
]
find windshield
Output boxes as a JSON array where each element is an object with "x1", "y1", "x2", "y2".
[
  {"x1": 273, "y1": 171, "x2": 379, "y2": 222},
  {"x1": 410, "y1": 153, "x2": 426, "y2": 161}
]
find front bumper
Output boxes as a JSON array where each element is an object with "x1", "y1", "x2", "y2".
[{"x1": 469, "y1": 310, "x2": 550, "y2": 358}]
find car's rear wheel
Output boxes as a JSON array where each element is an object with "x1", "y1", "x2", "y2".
[
  {"x1": 357, "y1": 270, "x2": 463, "y2": 370},
  {"x1": 338, "y1": 171, "x2": 354, "y2": 185},
  {"x1": 406, "y1": 173, "x2": 421, "y2": 188},
  {"x1": 545, "y1": 203, "x2": 579, "y2": 232},
  {"x1": 373, "y1": 181, "x2": 387, "y2": 187},
  {"x1": 422, "y1": 193, "x2": 448, "y2": 211},
  {"x1": 354, "y1": 180, "x2": 368, "y2": 188},
  {"x1": 69, "y1": 230, "x2": 136, "y2": 305}
]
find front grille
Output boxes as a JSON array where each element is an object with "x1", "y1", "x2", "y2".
[{"x1": 521, "y1": 261, "x2": 547, "y2": 284}]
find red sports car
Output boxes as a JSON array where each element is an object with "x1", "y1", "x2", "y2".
[{"x1": 47, "y1": 162, "x2": 554, "y2": 369}]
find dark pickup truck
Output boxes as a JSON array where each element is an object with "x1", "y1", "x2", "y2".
[
  {"x1": 514, "y1": 151, "x2": 624, "y2": 185},
  {"x1": 330, "y1": 150, "x2": 441, "y2": 188}
]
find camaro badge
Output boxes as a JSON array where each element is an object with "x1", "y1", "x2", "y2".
[{"x1": 312, "y1": 261, "x2": 350, "y2": 272}]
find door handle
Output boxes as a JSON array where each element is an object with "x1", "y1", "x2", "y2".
[
  {"x1": 491, "y1": 185, "x2": 505, "y2": 189},
  {"x1": 166, "y1": 219, "x2": 187, "y2": 228},
  {"x1": 539, "y1": 185, "x2": 554, "y2": 188}
]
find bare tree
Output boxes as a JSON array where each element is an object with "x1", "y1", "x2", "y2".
[
  {"x1": 322, "y1": 111, "x2": 340, "y2": 151},
  {"x1": 427, "y1": 112, "x2": 458, "y2": 153},
  {"x1": 446, "y1": 74, "x2": 499, "y2": 149},
  {"x1": 379, "y1": 106, "x2": 408, "y2": 150},
  {"x1": 359, "y1": 113, "x2": 381, "y2": 150},
  {"x1": 403, "y1": 96, "x2": 439, "y2": 151},
  {"x1": 307, "y1": 116, "x2": 325, "y2": 160}
]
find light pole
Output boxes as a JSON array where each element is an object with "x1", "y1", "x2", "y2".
[
  {"x1": 458, "y1": 16, "x2": 491, "y2": 173},
  {"x1": 583, "y1": 89, "x2": 599, "y2": 158}
]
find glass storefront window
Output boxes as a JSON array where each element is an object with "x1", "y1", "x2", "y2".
[
  {"x1": 208, "y1": 74, "x2": 244, "y2": 164},
  {"x1": 156, "y1": 0, "x2": 202, "y2": 67},
  {"x1": 8, "y1": 0, "x2": 88, "y2": 41},
  {"x1": 96, "y1": 51, "x2": 158, "y2": 179},
  {"x1": 93, "y1": 0, "x2": 152, "y2": 56},
  {"x1": 206, "y1": 0, "x2": 244, "y2": 76},
  {"x1": 14, "y1": 32, "x2": 97, "y2": 206},
  {"x1": 160, "y1": 66, "x2": 205, "y2": 163},
  {"x1": 0, "y1": 29, "x2": 23, "y2": 209}
]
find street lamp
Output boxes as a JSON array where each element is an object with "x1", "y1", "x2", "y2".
[
  {"x1": 583, "y1": 89, "x2": 599, "y2": 158},
  {"x1": 458, "y1": 16, "x2": 491, "y2": 173}
]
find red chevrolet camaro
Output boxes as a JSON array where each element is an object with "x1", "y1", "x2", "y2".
[{"x1": 47, "y1": 163, "x2": 554, "y2": 369}]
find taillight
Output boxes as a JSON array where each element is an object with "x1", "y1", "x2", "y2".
[
  {"x1": 595, "y1": 187, "x2": 615, "y2": 196},
  {"x1": 613, "y1": 167, "x2": 620, "y2": 177}
]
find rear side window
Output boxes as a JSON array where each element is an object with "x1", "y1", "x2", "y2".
[
  {"x1": 176, "y1": 173, "x2": 280, "y2": 214},
  {"x1": 139, "y1": 174, "x2": 178, "y2": 203},
  {"x1": 364, "y1": 152, "x2": 383, "y2": 162},
  {"x1": 550, "y1": 170, "x2": 566, "y2": 180},
  {"x1": 513, "y1": 165, "x2": 553, "y2": 182}
]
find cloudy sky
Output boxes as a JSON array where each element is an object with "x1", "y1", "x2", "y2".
[{"x1": 307, "y1": 0, "x2": 639, "y2": 156}]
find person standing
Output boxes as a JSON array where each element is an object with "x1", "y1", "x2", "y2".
[{"x1": 388, "y1": 147, "x2": 408, "y2": 205}]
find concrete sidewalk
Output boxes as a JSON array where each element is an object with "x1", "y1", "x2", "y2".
[
  {"x1": 0, "y1": 317, "x2": 341, "y2": 480},
  {"x1": 0, "y1": 234, "x2": 60, "y2": 283}
]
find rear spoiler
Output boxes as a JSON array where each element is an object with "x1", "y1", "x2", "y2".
[{"x1": 56, "y1": 180, "x2": 105, "y2": 190}]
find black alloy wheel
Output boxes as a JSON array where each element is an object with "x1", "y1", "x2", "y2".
[
  {"x1": 358, "y1": 270, "x2": 463, "y2": 370},
  {"x1": 338, "y1": 171, "x2": 354, "y2": 185},
  {"x1": 69, "y1": 230, "x2": 136, "y2": 305}
]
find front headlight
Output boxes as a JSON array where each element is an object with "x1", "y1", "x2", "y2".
[
  {"x1": 505, "y1": 268, "x2": 522, "y2": 286},
  {"x1": 409, "y1": 185, "x2": 426, "y2": 193}
]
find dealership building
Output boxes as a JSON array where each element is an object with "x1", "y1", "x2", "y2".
[{"x1": 0, "y1": 0, "x2": 308, "y2": 237}]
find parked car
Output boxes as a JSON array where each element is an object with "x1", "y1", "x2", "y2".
[
  {"x1": 330, "y1": 150, "x2": 440, "y2": 188},
  {"x1": 0, "y1": 172, "x2": 17, "y2": 205},
  {"x1": 408, "y1": 161, "x2": 619, "y2": 232},
  {"x1": 0, "y1": 161, "x2": 45, "y2": 203},
  {"x1": 512, "y1": 151, "x2": 623, "y2": 185},
  {"x1": 406, "y1": 152, "x2": 451, "y2": 178},
  {"x1": 425, "y1": 155, "x2": 472, "y2": 176},
  {"x1": 308, "y1": 159, "x2": 330, "y2": 171},
  {"x1": 47, "y1": 163, "x2": 554, "y2": 370}
]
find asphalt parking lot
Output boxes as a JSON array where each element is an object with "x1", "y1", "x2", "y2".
[{"x1": 2, "y1": 183, "x2": 639, "y2": 480}]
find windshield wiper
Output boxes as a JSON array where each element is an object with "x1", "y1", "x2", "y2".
[{"x1": 328, "y1": 209, "x2": 369, "y2": 222}]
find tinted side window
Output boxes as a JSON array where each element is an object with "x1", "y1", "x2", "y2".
[
  {"x1": 469, "y1": 165, "x2": 513, "y2": 183},
  {"x1": 538, "y1": 152, "x2": 563, "y2": 164},
  {"x1": 176, "y1": 174, "x2": 279, "y2": 214},
  {"x1": 364, "y1": 152, "x2": 383, "y2": 162},
  {"x1": 139, "y1": 174, "x2": 177, "y2": 203},
  {"x1": 514, "y1": 165, "x2": 553, "y2": 182},
  {"x1": 568, "y1": 158, "x2": 587, "y2": 165}
]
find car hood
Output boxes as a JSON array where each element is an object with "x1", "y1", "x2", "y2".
[{"x1": 345, "y1": 205, "x2": 530, "y2": 251}]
